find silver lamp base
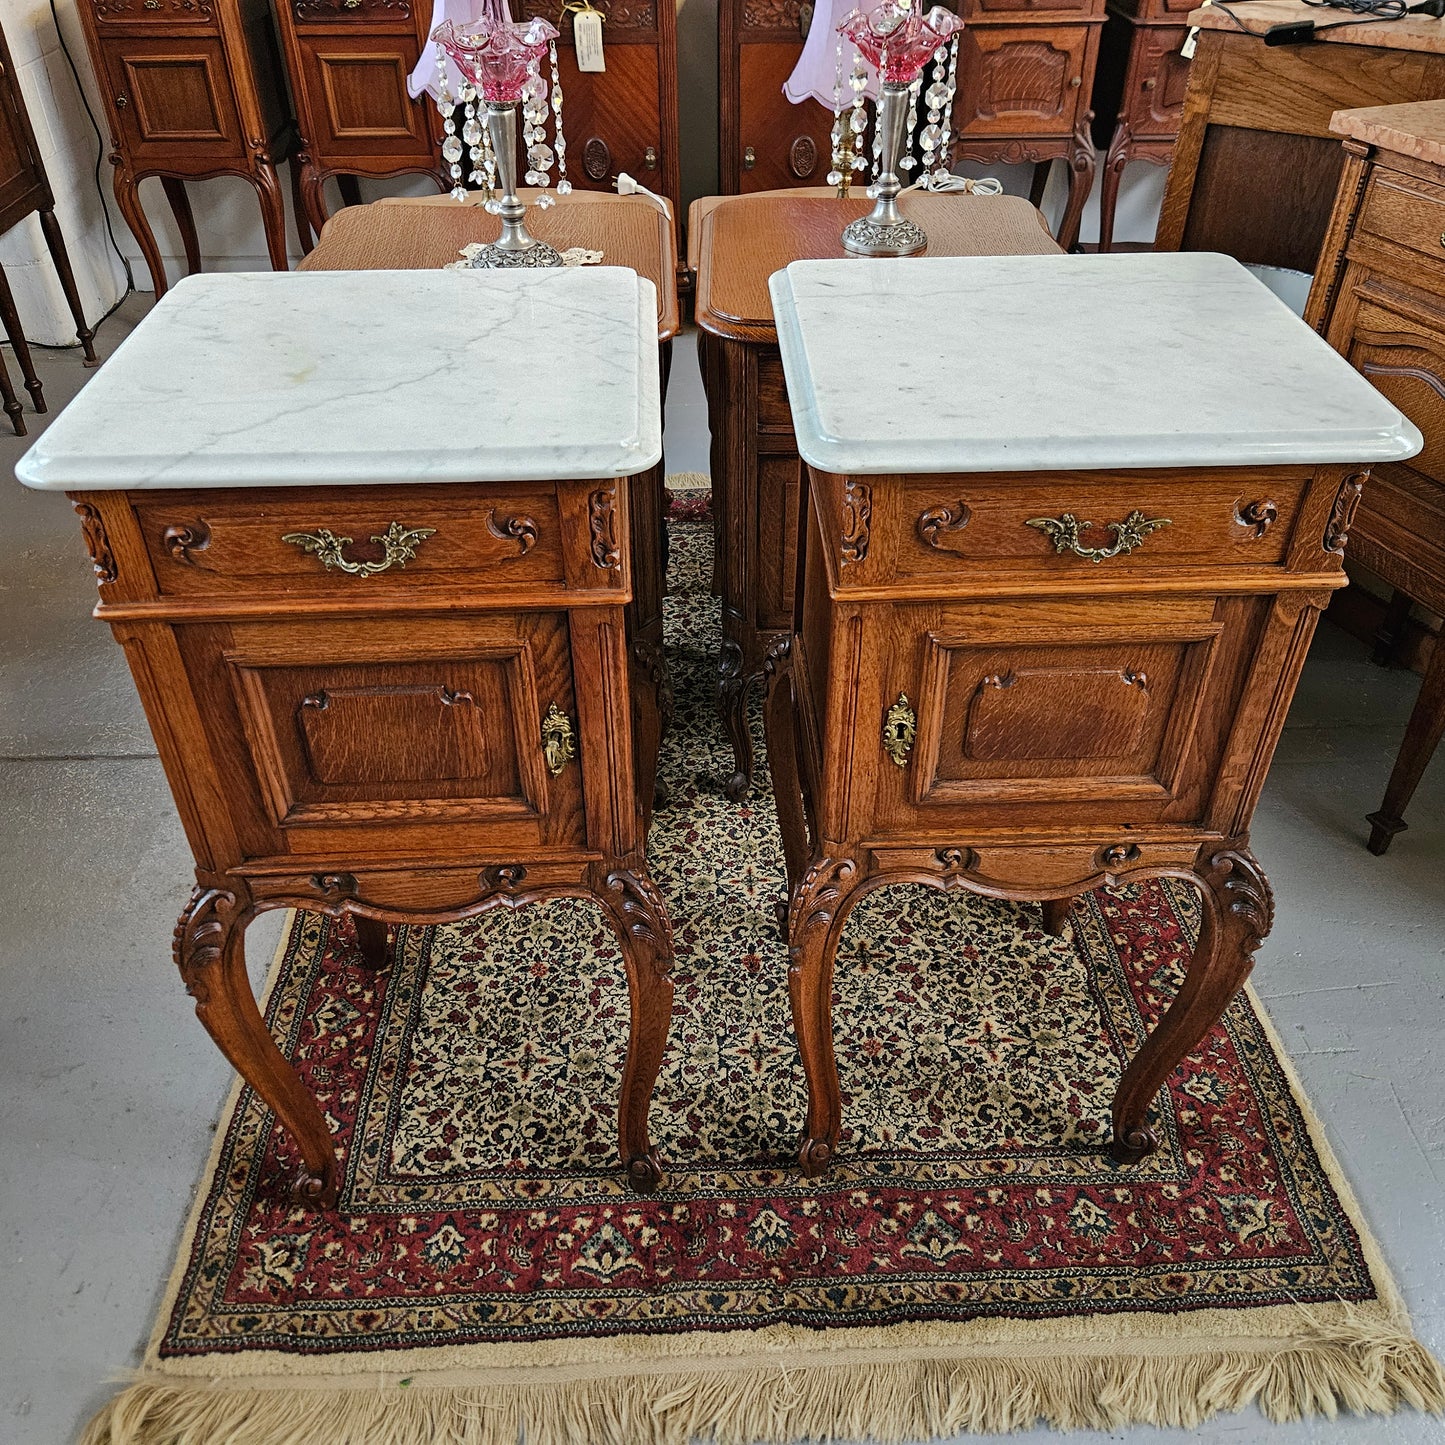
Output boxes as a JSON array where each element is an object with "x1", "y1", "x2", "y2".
[
  {"x1": 841, "y1": 214, "x2": 926, "y2": 257},
  {"x1": 466, "y1": 240, "x2": 565, "y2": 269}
]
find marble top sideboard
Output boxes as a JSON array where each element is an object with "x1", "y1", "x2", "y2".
[
  {"x1": 15, "y1": 269, "x2": 662, "y2": 491},
  {"x1": 768, "y1": 252, "x2": 1422, "y2": 477}
]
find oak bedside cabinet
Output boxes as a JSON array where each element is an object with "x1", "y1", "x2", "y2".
[
  {"x1": 1305, "y1": 101, "x2": 1445, "y2": 856},
  {"x1": 765, "y1": 252, "x2": 1419, "y2": 1176},
  {"x1": 17, "y1": 267, "x2": 676, "y2": 1205}
]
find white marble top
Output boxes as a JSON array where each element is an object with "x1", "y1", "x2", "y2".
[
  {"x1": 768, "y1": 252, "x2": 1422, "y2": 475},
  {"x1": 15, "y1": 268, "x2": 662, "y2": 491}
]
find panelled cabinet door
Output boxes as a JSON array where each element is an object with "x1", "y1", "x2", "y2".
[
  {"x1": 736, "y1": 43, "x2": 836, "y2": 192},
  {"x1": 98, "y1": 36, "x2": 246, "y2": 162},
  {"x1": 1131, "y1": 25, "x2": 1189, "y2": 136},
  {"x1": 543, "y1": 44, "x2": 662, "y2": 192},
  {"x1": 954, "y1": 25, "x2": 1092, "y2": 137},
  {"x1": 293, "y1": 33, "x2": 433, "y2": 158}
]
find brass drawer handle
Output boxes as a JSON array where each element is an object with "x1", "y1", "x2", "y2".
[
  {"x1": 1438, "y1": 230, "x2": 1445, "y2": 249},
  {"x1": 1026, "y1": 510, "x2": 1171, "y2": 563},
  {"x1": 281, "y1": 520, "x2": 436, "y2": 576},
  {"x1": 882, "y1": 692, "x2": 916, "y2": 768},
  {"x1": 342, "y1": 0, "x2": 362, "y2": 8},
  {"x1": 541, "y1": 702, "x2": 577, "y2": 775}
]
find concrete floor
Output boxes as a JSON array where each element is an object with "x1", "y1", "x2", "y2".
[{"x1": 0, "y1": 296, "x2": 1442, "y2": 1445}]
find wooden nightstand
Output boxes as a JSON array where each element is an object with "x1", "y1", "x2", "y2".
[
  {"x1": 17, "y1": 268, "x2": 675, "y2": 1204},
  {"x1": 1306, "y1": 100, "x2": 1445, "y2": 855},
  {"x1": 765, "y1": 252, "x2": 1418, "y2": 1175}
]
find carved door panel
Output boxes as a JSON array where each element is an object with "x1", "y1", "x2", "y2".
[
  {"x1": 292, "y1": 32, "x2": 432, "y2": 159},
  {"x1": 1127, "y1": 24, "x2": 1189, "y2": 136},
  {"x1": 862, "y1": 594, "x2": 1254, "y2": 835},
  {"x1": 954, "y1": 25, "x2": 1092, "y2": 139},
  {"x1": 735, "y1": 42, "x2": 837, "y2": 192},
  {"x1": 169, "y1": 611, "x2": 587, "y2": 862},
  {"x1": 98, "y1": 35, "x2": 246, "y2": 164}
]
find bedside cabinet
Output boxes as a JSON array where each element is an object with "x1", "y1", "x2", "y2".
[
  {"x1": 18, "y1": 268, "x2": 676, "y2": 1205},
  {"x1": 76, "y1": 0, "x2": 298, "y2": 295}
]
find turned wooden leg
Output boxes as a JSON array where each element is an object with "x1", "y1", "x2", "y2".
[
  {"x1": 113, "y1": 164, "x2": 168, "y2": 297},
  {"x1": 0, "y1": 345, "x2": 25, "y2": 435},
  {"x1": 718, "y1": 637, "x2": 756, "y2": 802},
  {"x1": 1041, "y1": 896, "x2": 1074, "y2": 936},
  {"x1": 289, "y1": 156, "x2": 314, "y2": 257},
  {"x1": 764, "y1": 637, "x2": 810, "y2": 898},
  {"x1": 0, "y1": 263, "x2": 44, "y2": 413},
  {"x1": 1370, "y1": 588, "x2": 1414, "y2": 667},
  {"x1": 1057, "y1": 118, "x2": 1097, "y2": 254},
  {"x1": 1028, "y1": 159, "x2": 1051, "y2": 210},
  {"x1": 1109, "y1": 844, "x2": 1272, "y2": 1163},
  {"x1": 788, "y1": 854, "x2": 861, "y2": 1176},
  {"x1": 252, "y1": 162, "x2": 291, "y2": 272},
  {"x1": 594, "y1": 861, "x2": 675, "y2": 1193},
  {"x1": 37, "y1": 209, "x2": 98, "y2": 366},
  {"x1": 160, "y1": 177, "x2": 201, "y2": 276},
  {"x1": 1366, "y1": 641, "x2": 1445, "y2": 855},
  {"x1": 174, "y1": 886, "x2": 340, "y2": 1206},
  {"x1": 351, "y1": 913, "x2": 393, "y2": 970}
]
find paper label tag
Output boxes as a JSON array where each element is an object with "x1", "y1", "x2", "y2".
[{"x1": 574, "y1": 9, "x2": 606, "y2": 72}]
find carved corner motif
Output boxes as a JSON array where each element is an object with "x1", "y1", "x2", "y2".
[
  {"x1": 1204, "y1": 845, "x2": 1274, "y2": 946},
  {"x1": 173, "y1": 886, "x2": 239, "y2": 998},
  {"x1": 631, "y1": 638, "x2": 675, "y2": 730},
  {"x1": 1233, "y1": 499, "x2": 1278, "y2": 539},
  {"x1": 308, "y1": 873, "x2": 358, "y2": 903},
  {"x1": 486, "y1": 510, "x2": 538, "y2": 555},
  {"x1": 841, "y1": 479, "x2": 872, "y2": 564},
  {"x1": 788, "y1": 856, "x2": 858, "y2": 961},
  {"x1": 917, "y1": 500, "x2": 971, "y2": 549},
  {"x1": 601, "y1": 864, "x2": 675, "y2": 973},
  {"x1": 588, "y1": 486, "x2": 621, "y2": 569},
  {"x1": 1324, "y1": 472, "x2": 1366, "y2": 555},
  {"x1": 163, "y1": 520, "x2": 211, "y2": 565},
  {"x1": 73, "y1": 502, "x2": 117, "y2": 584},
  {"x1": 933, "y1": 847, "x2": 977, "y2": 883}
]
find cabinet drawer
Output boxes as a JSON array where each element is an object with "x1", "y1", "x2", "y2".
[
  {"x1": 891, "y1": 471, "x2": 1308, "y2": 580},
  {"x1": 289, "y1": 0, "x2": 421, "y2": 28},
  {"x1": 91, "y1": 0, "x2": 218, "y2": 27},
  {"x1": 955, "y1": 25, "x2": 1096, "y2": 139},
  {"x1": 173, "y1": 612, "x2": 588, "y2": 861},
  {"x1": 1356, "y1": 172, "x2": 1445, "y2": 272},
  {"x1": 961, "y1": 0, "x2": 1104, "y2": 21},
  {"x1": 135, "y1": 483, "x2": 570, "y2": 598}
]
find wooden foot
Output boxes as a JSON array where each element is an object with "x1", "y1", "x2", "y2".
[
  {"x1": 0, "y1": 346, "x2": 24, "y2": 435},
  {"x1": 718, "y1": 640, "x2": 755, "y2": 802},
  {"x1": 0, "y1": 263, "x2": 44, "y2": 413},
  {"x1": 351, "y1": 913, "x2": 392, "y2": 970},
  {"x1": 37, "y1": 209, "x2": 98, "y2": 366},
  {"x1": 1109, "y1": 843, "x2": 1272, "y2": 1164},
  {"x1": 1365, "y1": 641, "x2": 1445, "y2": 855},
  {"x1": 174, "y1": 886, "x2": 339, "y2": 1207},
  {"x1": 1041, "y1": 896, "x2": 1074, "y2": 936},
  {"x1": 594, "y1": 860, "x2": 675, "y2": 1193}
]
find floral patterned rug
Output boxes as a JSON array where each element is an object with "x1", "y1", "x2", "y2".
[{"x1": 85, "y1": 501, "x2": 1442, "y2": 1444}]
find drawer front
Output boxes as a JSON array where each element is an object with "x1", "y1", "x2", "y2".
[
  {"x1": 1356, "y1": 171, "x2": 1445, "y2": 271},
  {"x1": 174, "y1": 612, "x2": 587, "y2": 861},
  {"x1": 1124, "y1": 25, "x2": 1190, "y2": 137},
  {"x1": 92, "y1": 0, "x2": 218, "y2": 27},
  {"x1": 290, "y1": 0, "x2": 420, "y2": 28},
  {"x1": 894, "y1": 472, "x2": 1307, "y2": 580},
  {"x1": 962, "y1": 0, "x2": 1104, "y2": 21},
  {"x1": 955, "y1": 25, "x2": 1094, "y2": 138},
  {"x1": 735, "y1": 42, "x2": 843, "y2": 192},
  {"x1": 293, "y1": 34, "x2": 433, "y2": 159},
  {"x1": 98, "y1": 37, "x2": 245, "y2": 163},
  {"x1": 136, "y1": 484, "x2": 568, "y2": 598}
]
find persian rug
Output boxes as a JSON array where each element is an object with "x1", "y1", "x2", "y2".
[{"x1": 85, "y1": 499, "x2": 1443, "y2": 1445}]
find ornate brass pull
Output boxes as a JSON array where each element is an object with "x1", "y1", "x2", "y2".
[
  {"x1": 342, "y1": 0, "x2": 362, "y2": 9},
  {"x1": 743, "y1": 145, "x2": 756, "y2": 170},
  {"x1": 882, "y1": 693, "x2": 916, "y2": 768},
  {"x1": 1026, "y1": 510, "x2": 1171, "y2": 563},
  {"x1": 281, "y1": 520, "x2": 436, "y2": 576},
  {"x1": 541, "y1": 702, "x2": 577, "y2": 775}
]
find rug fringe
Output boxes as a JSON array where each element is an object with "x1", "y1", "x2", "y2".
[{"x1": 79, "y1": 1326, "x2": 1445, "y2": 1445}]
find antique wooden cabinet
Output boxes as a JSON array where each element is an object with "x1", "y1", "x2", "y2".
[
  {"x1": 719, "y1": 0, "x2": 1102, "y2": 249},
  {"x1": 76, "y1": 0, "x2": 297, "y2": 294},
  {"x1": 1305, "y1": 101, "x2": 1445, "y2": 855},
  {"x1": 278, "y1": 0, "x2": 682, "y2": 237},
  {"x1": 0, "y1": 18, "x2": 97, "y2": 432},
  {"x1": 17, "y1": 268, "x2": 676, "y2": 1204},
  {"x1": 1089, "y1": 0, "x2": 1190, "y2": 250},
  {"x1": 764, "y1": 252, "x2": 1418, "y2": 1174}
]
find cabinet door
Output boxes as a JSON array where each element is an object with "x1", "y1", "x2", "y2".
[
  {"x1": 0, "y1": 47, "x2": 45, "y2": 222},
  {"x1": 735, "y1": 42, "x2": 838, "y2": 193},
  {"x1": 545, "y1": 45, "x2": 663, "y2": 194},
  {"x1": 954, "y1": 25, "x2": 1092, "y2": 139},
  {"x1": 170, "y1": 612, "x2": 587, "y2": 863},
  {"x1": 98, "y1": 35, "x2": 246, "y2": 164},
  {"x1": 292, "y1": 32, "x2": 433, "y2": 161},
  {"x1": 1126, "y1": 24, "x2": 1189, "y2": 137}
]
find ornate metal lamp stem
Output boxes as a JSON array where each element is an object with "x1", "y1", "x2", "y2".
[
  {"x1": 476, "y1": 101, "x2": 563, "y2": 267},
  {"x1": 843, "y1": 80, "x2": 925, "y2": 257}
]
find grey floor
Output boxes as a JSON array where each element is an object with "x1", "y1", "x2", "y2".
[{"x1": 0, "y1": 296, "x2": 1441, "y2": 1445}]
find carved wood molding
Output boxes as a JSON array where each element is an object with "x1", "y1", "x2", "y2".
[
  {"x1": 164, "y1": 520, "x2": 212, "y2": 565},
  {"x1": 1232, "y1": 499, "x2": 1277, "y2": 539},
  {"x1": 917, "y1": 500, "x2": 971, "y2": 549},
  {"x1": 73, "y1": 502, "x2": 117, "y2": 584},
  {"x1": 840, "y1": 479, "x2": 871, "y2": 564},
  {"x1": 1362, "y1": 359, "x2": 1445, "y2": 404},
  {"x1": 1324, "y1": 472, "x2": 1366, "y2": 555},
  {"x1": 292, "y1": 0, "x2": 410, "y2": 17},
  {"x1": 787, "y1": 854, "x2": 858, "y2": 961},
  {"x1": 741, "y1": 0, "x2": 806, "y2": 31},
  {"x1": 97, "y1": 0, "x2": 213, "y2": 17},
  {"x1": 485, "y1": 509, "x2": 539, "y2": 554},
  {"x1": 588, "y1": 485, "x2": 621, "y2": 568}
]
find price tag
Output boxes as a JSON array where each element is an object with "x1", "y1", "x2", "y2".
[{"x1": 574, "y1": 8, "x2": 606, "y2": 72}]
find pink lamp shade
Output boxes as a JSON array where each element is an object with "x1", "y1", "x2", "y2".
[
  {"x1": 840, "y1": 1, "x2": 964, "y2": 86},
  {"x1": 409, "y1": 0, "x2": 513, "y2": 102},
  {"x1": 784, "y1": 0, "x2": 878, "y2": 107},
  {"x1": 432, "y1": 12, "x2": 558, "y2": 102}
]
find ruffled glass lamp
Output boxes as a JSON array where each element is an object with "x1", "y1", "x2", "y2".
[
  {"x1": 431, "y1": 1, "x2": 571, "y2": 267},
  {"x1": 833, "y1": 0, "x2": 963, "y2": 256}
]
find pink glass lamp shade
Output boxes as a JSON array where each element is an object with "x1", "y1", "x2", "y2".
[
  {"x1": 431, "y1": 13, "x2": 558, "y2": 102},
  {"x1": 839, "y1": 1, "x2": 963, "y2": 86}
]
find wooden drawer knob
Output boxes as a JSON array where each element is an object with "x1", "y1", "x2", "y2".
[
  {"x1": 1070, "y1": 74, "x2": 1082, "y2": 88},
  {"x1": 643, "y1": 146, "x2": 657, "y2": 170},
  {"x1": 1142, "y1": 77, "x2": 1156, "y2": 90}
]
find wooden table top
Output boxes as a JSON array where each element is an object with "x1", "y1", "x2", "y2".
[
  {"x1": 1331, "y1": 99, "x2": 1445, "y2": 164},
  {"x1": 691, "y1": 192, "x2": 1061, "y2": 344},
  {"x1": 1191, "y1": 2, "x2": 1445, "y2": 54},
  {"x1": 297, "y1": 194, "x2": 681, "y2": 341}
]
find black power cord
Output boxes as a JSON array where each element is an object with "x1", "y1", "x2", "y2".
[{"x1": 1303, "y1": 0, "x2": 1445, "y2": 17}]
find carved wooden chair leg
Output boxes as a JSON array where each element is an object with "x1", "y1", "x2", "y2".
[
  {"x1": 113, "y1": 164, "x2": 168, "y2": 297},
  {"x1": 289, "y1": 156, "x2": 314, "y2": 257},
  {"x1": 1041, "y1": 895, "x2": 1074, "y2": 936},
  {"x1": 160, "y1": 177, "x2": 201, "y2": 276},
  {"x1": 337, "y1": 174, "x2": 364, "y2": 208},
  {"x1": 1366, "y1": 641, "x2": 1445, "y2": 855},
  {"x1": 1109, "y1": 845, "x2": 1272, "y2": 1164},
  {"x1": 788, "y1": 854, "x2": 861, "y2": 1176},
  {"x1": 595, "y1": 860, "x2": 675, "y2": 1194},
  {"x1": 252, "y1": 163, "x2": 291, "y2": 273},
  {"x1": 351, "y1": 913, "x2": 393, "y2": 971},
  {"x1": 1057, "y1": 119, "x2": 1097, "y2": 253},
  {"x1": 300, "y1": 162, "x2": 330, "y2": 246},
  {"x1": 718, "y1": 640, "x2": 755, "y2": 802},
  {"x1": 175, "y1": 886, "x2": 340, "y2": 1207}
]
